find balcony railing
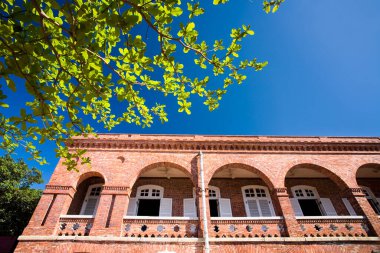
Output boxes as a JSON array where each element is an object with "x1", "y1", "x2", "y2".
[
  {"x1": 58, "y1": 215, "x2": 94, "y2": 236},
  {"x1": 123, "y1": 216, "x2": 199, "y2": 238},
  {"x1": 209, "y1": 217, "x2": 285, "y2": 238},
  {"x1": 295, "y1": 216, "x2": 371, "y2": 237}
]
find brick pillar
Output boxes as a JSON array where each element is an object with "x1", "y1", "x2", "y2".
[
  {"x1": 347, "y1": 187, "x2": 380, "y2": 236},
  {"x1": 196, "y1": 187, "x2": 211, "y2": 238},
  {"x1": 274, "y1": 188, "x2": 303, "y2": 237},
  {"x1": 91, "y1": 186, "x2": 130, "y2": 236},
  {"x1": 22, "y1": 185, "x2": 75, "y2": 236}
]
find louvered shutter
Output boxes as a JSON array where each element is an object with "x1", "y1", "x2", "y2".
[
  {"x1": 258, "y1": 199, "x2": 273, "y2": 217},
  {"x1": 290, "y1": 198, "x2": 303, "y2": 216},
  {"x1": 126, "y1": 198, "x2": 138, "y2": 216},
  {"x1": 183, "y1": 198, "x2": 197, "y2": 217},
  {"x1": 320, "y1": 198, "x2": 337, "y2": 216},
  {"x1": 219, "y1": 198, "x2": 232, "y2": 217},
  {"x1": 342, "y1": 198, "x2": 357, "y2": 216},
  {"x1": 159, "y1": 198, "x2": 172, "y2": 217},
  {"x1": 83, "y1": 198, "x2": 98, "y2": 215},
  {"x1": 246, "y1": 199, "x2": 260, "y2": 217}
]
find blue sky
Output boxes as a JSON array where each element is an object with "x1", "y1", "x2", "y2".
[{"x1": 2, "y1": 0, "x2": 380, "y2": 186}]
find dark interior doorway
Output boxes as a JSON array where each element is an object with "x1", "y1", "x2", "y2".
[
  {"x1": 298, "y1": 199, "x2": 323, "y2": 216},
  {"x1": 209, "y1": 199, "x2": 219, "y2": 217},
  {"x1": 137, "y1": 199, "x2": 160, "y2": 216}
]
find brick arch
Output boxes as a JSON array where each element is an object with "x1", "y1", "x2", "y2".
[
  {"x1": 356, "y1": 163, "x2": 380, "y2": 177},
  {"x1": 75, "y1": 171, "x2": 106, "y2": 188},
  {"x1": 129, "y1": 161, "x2": 195, "y2": 188},
  {"x1": 355, "y1": 163, "x2": 380, "y2": 187},
  {"x1": 67, "y1": 172, "x2": 105, "y2": 215},
  {"x1": 207, "y1": 163, "x2": 275, "y2": 190},
  {"x1": 283, "y1": 163, "x2": 349, "y2": 190}
]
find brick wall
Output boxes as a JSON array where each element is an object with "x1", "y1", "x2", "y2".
[
  {"x1": 15, "y1": 240, "x2": 380, "y2": 253},
  {"x1": 15, "y1": 134, "x2": 380, "y2": 252}
]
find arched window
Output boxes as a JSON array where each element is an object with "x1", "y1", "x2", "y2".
[
  {"x1": 208, "y1": 186, "x2": 232, "y2": 217},
  {"x1": 361, "y1": 186, "x2": 380, "y2": 214},
  {"x1": 126, "y1": 185, "x2": 172, "y2": 217},
  {"x1": 290, "y1": 185, "x2": 337, "y2": 216},
  {"x1": 241, "y1": 185, "x2": 275, "y2": 217},
  {"x1": 80, "y1": 184, "x2": 102, "y2": 216}
]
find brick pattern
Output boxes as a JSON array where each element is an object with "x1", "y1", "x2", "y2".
[
  {"x1": 16, "y1": 134, "x2": 380, "y2": 252},
  {"x1": 14, "y1": 240, "x2": 380, "y2": 253}
]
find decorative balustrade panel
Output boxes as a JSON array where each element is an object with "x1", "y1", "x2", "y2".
[
  {"x1": 297, "y1": 217, "x2": 371, "y2": 237},
  {"x1": 58, "y1": 216, "x2": 94, "y2": 236},
  {"x1": 123, "y1": 217, "x2": 198, "y2": 238},
  {"x1": 210, "y1": 218, "x2": 285, "y2": 238}
]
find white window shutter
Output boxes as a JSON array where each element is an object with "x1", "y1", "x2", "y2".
[
  {"x1": 126, "y1": 198, "x2": 138, "y2": 216},
  {"x1": 219, "y1": 198, "x2": 232, "y2": 217},
  {"x1": 290, "y1": 198, "x2": 303, "y2": 216},
  {"x1": 258, "y1": 199, "x2": 273, "y2": 217},
  {"x1": 320, "y1": 198, "x2": 337, "y2": 216},
  {"x1": 342, "y1": 198, "x2": 357, "y2": 216},
  {"x1": 183, "y1": 198, "x2": 197, "y2": 217},
  {"x1": 159, "y1": 198, "x2": 172, "y2": 217},
  {"x1": 83, "y1": 198, "x2": 98, "y2": 215},
  {"x1": 246, "y1": 199, "x2": 260, "y2": 217}
]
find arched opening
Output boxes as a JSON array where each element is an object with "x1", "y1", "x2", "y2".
[
  {"x1": 356, "y1": 163, "x2": 380, "y2": 214},
  {"x1": 67, "y1": 175, "x2": 105, "y2": 216},
  {"x1": 285, "y1": 164, "x2": 357, "y2": 217},
  {"x1": 126, "y1": 163, "x2": 196, "y2": 217},
  {"x1": 208, "y1": 163, "x2": 278, "y2": 217}
]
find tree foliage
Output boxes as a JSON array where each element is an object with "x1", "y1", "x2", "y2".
[
  {"x1": 0, "y1": 0, "x2": 283, "y2": 170},
  {"x1": 0, "y1": 155, "x2": 43, "y2": 236}
]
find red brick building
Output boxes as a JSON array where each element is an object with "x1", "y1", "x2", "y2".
[{"x1": 16, "y1": 134, "x2": 380, "y2": 252}]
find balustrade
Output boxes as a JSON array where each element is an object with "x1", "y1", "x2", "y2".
[
  {"x1": 296, "y1": 216, "x2": 371, "y2": 237},
  {"x1": 209, "y1": 217, "x2": 285, "y2": 238},
  {"x1": 58, "y1": 215, "x2": 94, "y2": 236},
  {"x1": 123, "y1": 216, "x2": 199, "y2": 238}
]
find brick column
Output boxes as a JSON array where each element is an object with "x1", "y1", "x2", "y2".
[
  {"x1": 91, "y1": 186, "x2": 130, "y2": 236},
  {"x1": 273, "y1": 188, "x2": 303, "y2": 237},
  {"x1": 347, "y1": 188, "x2": 380, "y2": 236},
  {"x1": 22, "y1": 185, "x2": 75, "y2": 236},
  {"x1": 196, "y1": 187, "x2": 211, "y2": 238}
]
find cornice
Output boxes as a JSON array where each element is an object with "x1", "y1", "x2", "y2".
[{"x1": 67, "y1": 134, "x2": 380, "y2": 154}]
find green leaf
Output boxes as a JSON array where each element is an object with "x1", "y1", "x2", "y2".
[{"x1": 171, "y1": 7, "x2": 183, "y2": 17}]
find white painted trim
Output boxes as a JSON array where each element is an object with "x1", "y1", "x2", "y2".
[
  {"x1": 80, "y1": 184, "x2": 102, "y2": 215},
  {"x1": 60, "y1": 215, "x2": 94, "y2": 219},
  {"x1": 18, "y1": 235, "x2": 380, "y2": 243},
  {"x1": 291, "y1": 185, "x2": 320, "y2": 199},
  {"x1": 295, "y1": 215, "x2": 364, "y2": 220},
  {"x1": 208, "y1": 186, "x2": 220, "y2": 199},
  {"x1": 123, "y1": 216, "x2": 198, "y2": 220},
  {"x1": 241, "y1": 185, "x2": 275, "y2": 217},
  {"x1": 211, "y1": 216, "x2": 283, "y2": 221},
  {"x1": 136, "y1": 185, "x2": 164, "y2": 199}
]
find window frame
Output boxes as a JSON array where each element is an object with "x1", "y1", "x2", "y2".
[
  {"x1": 291, "y1": 185, "x2": 320, "y2": 200},
  {"x1": 136, "y1": 185, "x2": 164, "y2": 199},
  {"x1": 291, "y1": 185, "x2": 326, "y2": 216},
  {"x1": 241, "y1": 185, "x2": 275, "y2": 217},
  {"x1": 360, "y1": 185, "x2": 380, "y2": 214},
  {"x1": 208, "y1": 186, "x2": 221, "y2": 199},
  {"x1": 80, "y1": 184, "x2": 103, "y2": 216}
]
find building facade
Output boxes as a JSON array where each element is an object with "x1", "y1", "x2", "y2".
[{"x1": 16, "y1": 134, "x2": 380, "y2": 252}]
